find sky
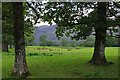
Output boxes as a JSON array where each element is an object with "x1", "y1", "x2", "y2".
[
  {"x1": 34, "y1": 22, "x2": 51, "y2": 26},
  {"x1": 34, "y1": 20, "x2": 56, "y2": 26}
]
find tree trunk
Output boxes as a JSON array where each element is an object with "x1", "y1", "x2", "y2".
[
  {"x1": 89, "y1": 30, "x2": 107, "y2": 64},
  {"x1": 12, "y1": 2, "x2": 30, "y2": 78},
  {"x1": 89, "y1": 2, "x2": 113, "y2": 65},
  {"x1": 118, "y1": 25, "x2": 120, "y2": 36},
  {"x1": 9, "y1": 45, "x2": 12, "y2": 49},
  {"x1": 2, "y1": 42, "x2": 9, "y2": 52}
]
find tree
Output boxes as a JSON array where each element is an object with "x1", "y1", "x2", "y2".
[
  {"x1": 2, "y1": 34, "x2": 9, "y2": 52},
  {"x1": 2, "y1": 2, "x2": 37, "y2": 51},
  {"x1": 2, "y1": 2, "x2": 41, "y2": 77},
  {"x1": 83, "y1": 36, "x2": 95, "y2": 47},
  {"x1": 36, "y1": 2, "x2": 119, "y2": 65},
  {"x1": 45, "y1": 40, "x2": 53, "y2": 46},
  {"x1": 2, "y1": 3, "x2": 13, "y2": 52},
  {"x1": 51, "y1": 41, "x2": 60, "y2": 46},
  {"x1": 39, "y1": 34, "x2": 48, "y2": 46},
  {"x1": 2, "y1": 33, "x2": 14, "y2": 51},
  {"x1": 60, "y1": 38, "x2": 70, "y2": 46},
  {"x1": 24, "y1": 33, "x2": 35, "y2": 46},
  {"x1": 106, "y1": 37, "x2": 118, "y2": 47},
  {"x1": 88, "y1": 3, "x2": 108, "y2": 64},
  {"x1": 12, "y1": 2, "x2": 30, "y2": 77},
  {"x1": 70, "y1": 40, "x2": 79, "y2": 47}
]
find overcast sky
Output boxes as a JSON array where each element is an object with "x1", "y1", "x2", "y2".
[{"x1": 34, "y1": 20, "x2": 56, "y2": 26}]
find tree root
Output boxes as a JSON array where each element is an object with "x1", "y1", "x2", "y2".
[
  {"x1": 20, "y1": 71, "x2": 31, "y2": 78},
  {"x1": 10, "y1": 71, "x2": 31, "y2": 78},
  {"x1": 10, "y1": 72, "x2": 17, "y2": 76},
  {"x1": 88, "y1": 60, "x2": 114, "y2": 65}
]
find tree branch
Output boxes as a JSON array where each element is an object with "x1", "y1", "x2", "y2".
[
  {"x1": 26, "y1": 2, "x2": 40, "y2": 25},
  {"x1": 113, "y1": 2, "x2": 120, "y2": 8},
  {"x1": 57, "y1": 19, "x2": 98, "y2": 26}
]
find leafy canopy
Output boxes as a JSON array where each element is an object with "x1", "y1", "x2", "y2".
[{"x1": 27, "y1": 2, "x2": 120, "y2": 40}]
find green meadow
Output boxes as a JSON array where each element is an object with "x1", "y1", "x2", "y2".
[{"x1": 2, "y1": 46, "x2": 118, "y2": 78}]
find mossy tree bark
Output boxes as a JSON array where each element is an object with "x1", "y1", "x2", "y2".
[
  {"x1": 89, "y1": 2, "x2": 113, "y2": 65},
  {"x1": 12, "y1": 2, "x2": 30, "y2": 78}
]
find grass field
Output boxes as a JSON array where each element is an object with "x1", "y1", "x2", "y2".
[{"x1": 2, "y1": 46, "x2": 118, "y2": 78}]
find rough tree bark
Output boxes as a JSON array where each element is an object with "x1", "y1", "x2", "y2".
[
  {"x1": 12, "y1": 2, "x2": 30, "y2": 78},
  {"x1": 89, "y1": 2, "x2": 113, "y2": 65}
]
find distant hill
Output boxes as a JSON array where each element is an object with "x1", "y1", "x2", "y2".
[{"x1": 34, "y1": 25, "x2": 69, "y2": 43}]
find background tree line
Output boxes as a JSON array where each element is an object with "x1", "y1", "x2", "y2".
[{"x1": 34, "y1": 34, "x2": 119, "y2": 47}]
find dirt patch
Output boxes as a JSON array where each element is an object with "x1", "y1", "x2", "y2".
[
  {"x1": 37, "y1": 48, "x2": 53, "y2": 51},
  {"x1": 75, "y1": 48, "x2": 81, "y2": 49},
  {"x1": 67, "y1": 49, "x2": 71, "y2": 51},
  {"x1": 27, "y1": 53, "x2": 53, "y2": 56}
]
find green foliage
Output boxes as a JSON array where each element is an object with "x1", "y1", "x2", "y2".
[
  {"x1": 39, "y1": 34, "x2": 55, "y2": 46},
  {"x1": 2, "y1": 2, "x2": 37, "y2": 46},
  {"x1": 69, "y1": 40, "x2": 80, "y2": 47},
  {"x1": 40, "y1": 40, "x2": 53, "y2": 46},
  {"x1": 2, "y1": 3, "x2": 14, "y2": 46},
  {"x1": 83, "y1": 36, "x2": 95, "y2": 47},
  {"x1": 51, "y1": 41, "x2": 60, "y2": 46},
  {"x1": 45, "y1": 40, "x2": 53, "y2": 46},
  {"x1": 2, "y1": 33, "x2": 14, "y2": 45},
  {"x1": 2, "y1": 3, "x2": 13, "y2": 34},
  {"x1": 39, "y1": 34, "x2": 47, "y2": 46},
  {"x1": 24, "y1": 33, "x2": 36, "y2": 46},
  {"x1": 106, "y1": 37, "x2": 118, "y2": 47},
  {"x1": 30, "y1": 2, "x2": 119, "y2": 40},
  {"x1": 60, "y1": 38, "x2": 70, "y2": 46},
  {"x1": 39, "y1": 34, "x2": 48, "y2": 43},
  {"x1": 39, "y1": 34, "x2": 62, "y2": 46},
  {"x1": 78, "y1": 36, "x2": 118, "y2": 47},
  {"x1": 70, "y1": 41, "x2": 77, "y2": 47}
]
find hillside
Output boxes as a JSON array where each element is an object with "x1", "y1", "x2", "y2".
[{"x1": 34, "y1": 25, "x2": 69, "y2": 43}]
